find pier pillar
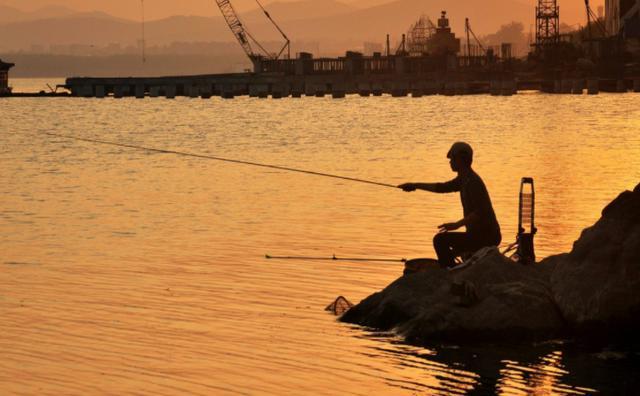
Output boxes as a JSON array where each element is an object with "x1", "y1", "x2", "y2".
[
  {"x1": 135, "y1": 84, "x2": 145, "y2": 99},
  {"x1": 634, "y1": 79, "x2": 640, "y2": 92},
  {"x1": 616, "y1": 80, "x2": 627, "y2": 92},
  {"x1": 149, "y1": 86, "x2": 160, "y2": 98},
  {"x1": 221, "y1": 84, "x2": 235, "y2": 99},
  {"x1": 304, "y1": 82, "x2": 315, "y2": 97},
  {"x1": 587, "y1": 79, "x2": 599, "y2": 95},
  {"x1": 424, "y1": 81, "x2": 438, "y2": 95},
  {"x1": 332, "y1": 82, "x2": 346, "y2": 99},
  {"x1": 200, "y1": 84, "x2": 212, "y2": 99},
  {"x1": 188, "y1": 85, "x2": 198, "y2": 98},
  {"x1": 391, "y1": 81, "x2": 408, "y2": 97},
  {"x1": 291, "y1": 82, "x2": 304, "y2": 98},
  {"x1": 572, "y1": 79, "x2": 584, "y2": 94},
  {"x1": 553, "y1": 80, "x2": 561, "y2": 94},
  {"x1": 314, "y1": 83, "x2": 326, "y2": 97},
  {"x1": 442, "y1": 82, "x2": 455, "y2": 96},
  {"x1": 249, "y1": 84, "x2": 268, "y2": 98},
  {"x1": 165, "y1": 85, "x2": 176, "y2": 99},
  {"x1": 560, "y1": 80, "x2": 572, "y2": 94},
  {"x1": 357, "y1": 82, "x2": 371, "y2": 96},
  {"x1": 455, "y1": 82, "x2": 469, "y2": 95},
  {"x1": 113, "y1": 85, "x2": 124, "y2": 99},
  {"x1": 500, "y1": 80, "x2": 515, "y2": 96},
  {"x1": 371, "y1": 82, "x2": 383, "y2": 96},
  {"x1": 272, "y1": 83, "x2": 290, "y2": 99},
  {"x1": 411, "y1": 81, "x2": 425, "y2": 97},
  {"x1": 79, "y1": 85, "x2": 93, "y2": 98},
  {"x1": 490, "y1": 81, "x2": 500, "y2": 96},
  {"x1": 95, "y1": 85, "x2": 105, "y2": 98}
]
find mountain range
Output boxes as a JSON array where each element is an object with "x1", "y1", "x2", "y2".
[{"x1": 0, "y1": 0, "x2": 597, "y2": 54}]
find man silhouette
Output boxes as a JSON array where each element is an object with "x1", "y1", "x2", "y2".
[{"x1": 398, "y1": 142, "x2": 501, "y2": 268}]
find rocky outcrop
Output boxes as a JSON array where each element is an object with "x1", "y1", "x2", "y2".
[
  {"x1": 341, "y1": 249, "x2": 565, "y2": 341},
  {"x1": 341, "y1": 183, "x2": 640, "y2": 342},
  {"x1": 550, "y1": 183, "x2": 640, "y2": 332}
]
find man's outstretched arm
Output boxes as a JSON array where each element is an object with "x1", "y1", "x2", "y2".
[{"x1": 398, "y1": 178, "x2": 460, "y2": 193}]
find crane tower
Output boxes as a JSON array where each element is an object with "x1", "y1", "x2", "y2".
[{"x1": 535, "y1": 0, "x2": 560, "y2": 47}]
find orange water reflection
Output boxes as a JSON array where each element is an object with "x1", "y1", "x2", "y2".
[{"x1": 1, "y1": 92, "x2": 638, "y2": 394}]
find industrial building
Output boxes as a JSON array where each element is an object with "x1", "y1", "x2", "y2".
[
  {"x1": 605, "y1": 0, "x2": 640, "y2": 37},
  {"x1": 0, "y1": 58, "x2": 15, "y2": 95}
]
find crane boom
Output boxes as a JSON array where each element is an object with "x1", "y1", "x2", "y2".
[{"x1": 214, "y1": 0, "x2": 291, "y2": 62}]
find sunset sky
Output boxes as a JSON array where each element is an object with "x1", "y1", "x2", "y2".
[{"x1": 2, "y1": 0, "x2": 606, "y2": 22}]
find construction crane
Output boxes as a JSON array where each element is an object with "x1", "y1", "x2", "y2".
[
  {"x1": 465, "y1": 18, "x2": 486, "y2": 56},
  {"x1": 215, "y1": 0, "x2": 290, "y2": 62}
]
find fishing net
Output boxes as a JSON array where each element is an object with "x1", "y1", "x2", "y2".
[{"x1": 325, "y1": 296, "x2": 354, "y2": 316}]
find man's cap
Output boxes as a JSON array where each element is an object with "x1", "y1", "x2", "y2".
[{"x1": 447, "y1": 142, "x2": 473, "y2": 159}]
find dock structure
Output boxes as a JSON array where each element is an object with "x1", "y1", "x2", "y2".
[{"x1": 0, "y1": 58, "x2": 15, "y2": 96}]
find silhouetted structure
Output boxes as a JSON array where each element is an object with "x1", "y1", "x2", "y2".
[
  {"x1": 0, "y1": 58, "x2": 15, "y2": 95},
  {"x1": 605, "y1": 0, "x2": 640, "y2": 38},
  {"x1": 535, "y1": 0, "x2": 560, "y2": 48}
]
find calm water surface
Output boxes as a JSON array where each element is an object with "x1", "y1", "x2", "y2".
[{"x1": 2, "y1": 79, "x2": 640, "y2": 394}]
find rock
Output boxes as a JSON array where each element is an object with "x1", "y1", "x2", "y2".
[
  {"x1": 341, "y1": 249, "x2": 564, "y2": 342},
  {"x1": 342, "y1": 183, "x2": 640, "y2": 342},
  {"x1": 551, "y1": 184, "x2": 640, "y2": 332}
]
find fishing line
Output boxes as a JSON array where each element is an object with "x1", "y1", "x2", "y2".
[
  {"x1": 265, "y1": 254, "x2": 406, "y2": 263},
  {"x1": 44, "y1": 132, "x2": 398, "y2": 189}
]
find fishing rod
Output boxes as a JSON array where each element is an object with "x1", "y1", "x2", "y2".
[
  {"x1": 44, "y1": 132, "x2": 398, "y2": 189},
  {"x1": 265, "y1": 254, "x2": 407, "y2": 263}
]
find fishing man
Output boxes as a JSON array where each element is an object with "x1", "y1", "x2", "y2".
[{"x1": 398, "y1": 142, "x2": 501, "y2": 268}]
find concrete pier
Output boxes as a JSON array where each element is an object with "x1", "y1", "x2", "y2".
[
  {"x1": 490, "y1": 81, "x2": 501, "y2": 96},
  {"x1": 371, "y1": 82, "x2": 383, "y2": 96},
  {"x1": 332, "y1": 83, "x2": 346, "y2": 98},
  {"x1": 391, "y1": 81, "x2": 408, "y2": 97},
  {"x1": 357, "y1": 82, "x2": 371, "y2": 96},
  {"x1": 95, "y1": 85, "x2": 105, "y2": 98},
  {"x1": 501, "y1": 80, "x2": 515, "y2": 96},
  {"x1": 455, "y1": 82, "x2": 469, "y2": 95},
  {"x1": 149, "y1": 86, "x2": 160, "y2": 98},
  {"x1": 200, "y1": 84, "x2": 212, "y2": 99},
  {"x1": 58, "y1": 72, "x2": 640, "y2": 101},
  {"x1": 560, "y1": 80, "x2": 573, "y2": 94},
  {"x1": 572, "y1": 79, "x2": 584, "y2": 94},
  {"x1": 165, "y1": 85, "x2": 176, "y2": 99},
  {"x1": 135, "y1": 84, "x2": 145, "y2": 99},
  {"x1": 113, "y1": 85, "x2": 124, "y2": 99}
]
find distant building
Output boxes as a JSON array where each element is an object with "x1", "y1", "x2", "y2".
[
  {"x1": 606, "y1": 0, "x2": 640, "y2": 38},
  {"x1": 0, "y1": 58, "x2": 15, "y2": 95}
]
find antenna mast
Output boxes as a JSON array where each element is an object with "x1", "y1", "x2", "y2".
[{"x1": 141, "y1": 0, "x2": 146, "y2": 63}]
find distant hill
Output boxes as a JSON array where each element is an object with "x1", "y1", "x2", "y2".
[
  {"x1": 0, "y1": 0, "x2": 595, "y2": 53},
  {"x1": 0, "y1": 4, "x2": 75, "y2": 24}
]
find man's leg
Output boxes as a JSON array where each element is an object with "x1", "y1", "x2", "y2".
[{"x1": 433, "y1": 232, "x2": 475, "y2": 268}]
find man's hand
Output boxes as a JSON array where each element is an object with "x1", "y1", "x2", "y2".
[
  {"x1": 438, "y1": 222, "x2": 462, "y2": 232},
  {"x1": 398, "y1": 183, "x2": 417, "y2": 192}
]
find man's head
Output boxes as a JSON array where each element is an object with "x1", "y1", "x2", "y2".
[{"x1": 447, "y1": 142, "x2": 473, "y2": 172}]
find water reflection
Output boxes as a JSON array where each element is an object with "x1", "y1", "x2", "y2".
[{"x1": 1, "y1": 90, "x2": 639, "y2": 394}]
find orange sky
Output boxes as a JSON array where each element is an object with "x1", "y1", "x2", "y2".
[{"x1": 5, "y1": 0, "x2": 606, "y2": 22}]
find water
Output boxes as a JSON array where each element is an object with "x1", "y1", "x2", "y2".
[{"x1": 2, "y1": 79, "x2": 640, "y2": 394}]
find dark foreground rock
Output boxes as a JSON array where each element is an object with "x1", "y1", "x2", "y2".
[
  {"x1": 551, "y1": 183, "x2": 640, "y2": 333},
  {"x1": 341, "y1": 183, "x2": 640, "y2": 342}
]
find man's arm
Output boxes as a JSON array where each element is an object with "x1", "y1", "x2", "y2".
[
  {"x1": 398, "y1": 177, "x2": 460, "y2": 193},
  {"x1": 438, "y1": 212, "x2": 480, "y2": 232}
]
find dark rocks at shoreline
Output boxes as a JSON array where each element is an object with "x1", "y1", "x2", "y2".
[
  {"x1": 551, "y1": 183, "x2": 640, "y2": 333},
  {"x1": 341, "y1": 183, "x2": 640, "y2": 342}
]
